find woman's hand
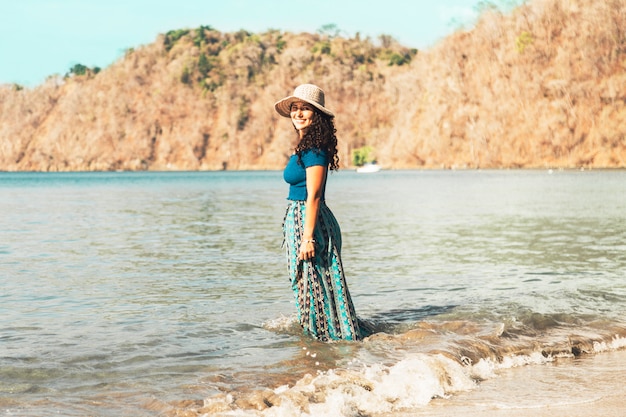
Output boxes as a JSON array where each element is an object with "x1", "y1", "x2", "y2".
[{"x1": 298, "y1": 239, "x2": 315, "y2": 261}]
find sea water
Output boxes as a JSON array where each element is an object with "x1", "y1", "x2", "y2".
[{"x1": 1, "y1": 169, "x2": 625, "y2": 416}]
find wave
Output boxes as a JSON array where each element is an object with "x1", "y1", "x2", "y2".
[{"x1": 168, "y1": 314, "x2": 626, "y2": 417}]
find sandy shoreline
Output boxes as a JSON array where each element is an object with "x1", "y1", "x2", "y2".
[
  {"x1": 421, "y1": 394, "x2": 626, "y2": 417},
  {"x1": 399, "y1": 349, "x2": 626, "y2": 417}
]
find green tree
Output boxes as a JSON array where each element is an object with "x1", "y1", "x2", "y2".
[
  {"x1": 180, "y1": 66, "x2": 191, "y2": 84},
  {"x1": 198, "y1": 53, "x2": 211, "y2": 77},
  {"x1": 312, "y1": 41, "x2": 332, "y2": 55},
  {"x1": 317, "y1": 23, "x2": 341, "y2": 38},
  {"x1": 352, "y1": 146, "x2": 375, "y2": 166},
  {"x1": 389, "y1": 52, "x2": 409, "y2": 66},
  {"x1": 237, "y1": 97, "x2": 250, "y2": 130},
  {"x1": 164, "y1": 29, "x2": 190, "y2": 51},
  {"x1": 193, "y1": 25, "x2": 214, "y2": 47},
  {"x1": 515, "y1": 31, "x2": 534, "y2": 53},
  {"x1": 69, "y1": 63, "x2": 88, "y2": 76}
]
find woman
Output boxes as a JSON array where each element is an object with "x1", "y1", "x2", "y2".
[{"x1": 275, "y1": 84, "x2": 364, "y2": 341}]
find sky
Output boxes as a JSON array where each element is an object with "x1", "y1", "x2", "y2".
[{"x1": 0, "y1": 0, "x2": 482, "y2": 87}]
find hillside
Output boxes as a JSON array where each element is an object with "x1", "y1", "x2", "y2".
[{"x1": 0, "y1": 0, "x2": 624, "y2": 171}]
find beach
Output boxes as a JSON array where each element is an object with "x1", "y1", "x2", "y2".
[{"x1": 418, "y1": 348, "x2": 626, "y2": 417}]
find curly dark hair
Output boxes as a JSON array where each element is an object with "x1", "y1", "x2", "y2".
[{"x1": 294, "y1": 110, "x2": 339, "y2": 171}]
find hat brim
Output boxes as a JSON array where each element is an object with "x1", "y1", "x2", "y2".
[{"x1": 274, "y1": 96, "x2": 334, "y2": 118}]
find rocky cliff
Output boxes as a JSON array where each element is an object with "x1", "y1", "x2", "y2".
[{"x1": 1, "y1": 0, "x2": 624, "y2": 171}]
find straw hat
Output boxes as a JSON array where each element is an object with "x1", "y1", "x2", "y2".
[{"x1": 274, "y1": 84, "x2": 334, "y2": 118}]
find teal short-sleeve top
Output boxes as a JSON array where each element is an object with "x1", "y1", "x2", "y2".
[{"x1": 283, "y1": 149, "x2": 328, "y2": 201}]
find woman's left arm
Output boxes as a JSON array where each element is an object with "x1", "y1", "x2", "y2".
[{"x1": 299, "y1": 165, "x2": 327, "y2": 261}]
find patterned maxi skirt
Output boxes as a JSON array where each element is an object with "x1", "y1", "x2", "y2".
[{"x1": 283, "y1": 200, "x2": 363, "y2": 341}]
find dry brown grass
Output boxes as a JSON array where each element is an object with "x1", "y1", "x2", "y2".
[{"x1": 0, "y1": 0, "x2": 624, "y2": 171}]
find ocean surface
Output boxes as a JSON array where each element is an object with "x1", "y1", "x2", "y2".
[{"x1": 1, "y1": 169, "x2": 625, "y2": 417}]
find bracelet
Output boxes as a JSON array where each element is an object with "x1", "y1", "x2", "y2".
[{"x1": 302, "y1": 239, "x2": 316, "y2": 244}]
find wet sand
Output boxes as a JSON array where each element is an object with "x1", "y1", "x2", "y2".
[
  {"x1": 409, "y1": 349, "x2": 626, "y2": 417},
  {"x1": 422, "y1": 394, "x2": 626, "y2": 417}
]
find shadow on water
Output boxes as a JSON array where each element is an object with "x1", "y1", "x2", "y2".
[{"x1": 360, "y1": 304, "x2": 458, "y2": 336}]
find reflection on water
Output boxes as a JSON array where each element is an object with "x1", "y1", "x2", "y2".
[
  {"x1": 1, "y1": 170, "x2": 625, "y2": 416},
  {"x1": 331, "y1": 170, "x2": 626, "y2": 322}
]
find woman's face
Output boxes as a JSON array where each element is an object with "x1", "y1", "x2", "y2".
[{"x1": 290, "y1": 101, "x2": 314, "y2": 134}]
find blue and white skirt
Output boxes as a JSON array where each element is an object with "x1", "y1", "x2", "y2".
[{"x1": 283, "y1": 200, "x2": 363, "y2": 341}]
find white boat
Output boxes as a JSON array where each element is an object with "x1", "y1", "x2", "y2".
[{"x1": 356, "y1": 163, "x2": 381, "y2": 173}]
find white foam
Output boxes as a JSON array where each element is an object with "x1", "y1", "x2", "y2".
[
  {"x1": 592, "y1": 334, "x2": 626, "y2": 352},
  {"x1": 202, "y1": 341, "x2": 626, "y2": 417},
  {"x1": 256, "y1": 353, "x2": 475, "y2": 417},
  {"x1": 261, "y1": 315, "x2": 298, "y2": 333},
  {"x1": 469, "y1": 351, "x2": 553, "y2": 381},
  {"x1": 217, "y1": 319, "x2": 626, "y2": 417}
]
